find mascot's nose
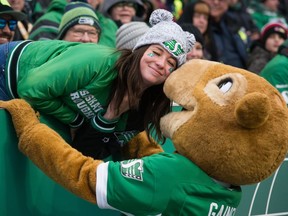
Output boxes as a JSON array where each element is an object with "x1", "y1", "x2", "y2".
[{"x1": 235, "y1": 92, "x2": 270, "y2": 129}]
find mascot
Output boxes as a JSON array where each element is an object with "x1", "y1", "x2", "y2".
[{"x1": 1, "y1": 59, "x2": 288, "y2": 215}]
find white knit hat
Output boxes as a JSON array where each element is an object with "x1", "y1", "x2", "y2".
[
  {"x1": 133, "y1": 9, "x2": 195, "y2": 66},
  {"x1": 116, "y1": 21, "x2": 150, "y2": 49}
]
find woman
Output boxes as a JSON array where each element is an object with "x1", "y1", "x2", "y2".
[
  {"x1": 0, "y1": 9, "x2": 195, "y2": 160},
  {"x1": 177, "y1": 0, "x2": 217, "y2": 61},
  {"x1": 178, "y1": 0, "x2": 210, "y2": 35}
]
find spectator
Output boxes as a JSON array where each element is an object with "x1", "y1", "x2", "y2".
[
  {"x1": 100, "y1": 0, "x2": 145, "y2": 27},
  {"x1": 203, "y1": 0, "x2": 249, "y2": 69},
  {"x1": 0, "y1": 9, "x2": 195, "y2": 161},
  {"x1": 29, "y1": 0, "x2": 118, "y2": 48},
  {"x1": 8, "y1": 0, "x2": 33, "y2": 40},
  {"x1": 58, "y1": 2, "x2": 101, "y2": 43},
  {"x1": 260, "y1": 39, "x2": 288, "y2": 105},
  {"x1": 178, "y1": 0, "x2": 210, "y2": 35},
  {"x1": 228, "y1": 0, "x2": 260, "y2": 43},
  {"x1": 248, "y1": 0, "x2": 287, "y2": 30},
  {"x1": 180, "y1": 23, "x2": 205, "y2": 60},
  {"x1": 247, "y1": 21, "x2": 287, "y2": 74},
  {"x1": 116, "y1": 21, "x2": 150, "y2": 49},
  {"x1": 177, "y1": 0, "x2": 217, "y2": 60},
  {"x1": 0, "y1": 0, "x2": 26, "y2": 44}
]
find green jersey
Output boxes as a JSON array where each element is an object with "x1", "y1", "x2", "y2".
[{"x1": 96, "y1": 152, "x2": 242, "y2": 215}]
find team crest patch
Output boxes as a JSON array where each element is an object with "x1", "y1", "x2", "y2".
[
  {"x1": 162, "y1": 39, "x2": 184, "y2": 56},
  {"x1": 78, "y1": 17, "x2": 94, "y2": 26},
  {"x1": 121, "y1": 159, "x2": 144, "y2": 181}
]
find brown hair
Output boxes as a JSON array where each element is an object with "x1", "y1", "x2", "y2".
[
  {"x1": 112, "y1": 46, "x2": 171, "y2": 142},
  {"x1": 194, "y1": 1, "x2": 210, "y2": 15}
]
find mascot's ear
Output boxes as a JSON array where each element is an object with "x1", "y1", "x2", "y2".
[{"x1": 235, "y1": 92, "x2": 270, "y2": 129}]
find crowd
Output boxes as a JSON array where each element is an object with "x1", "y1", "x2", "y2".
[
  {"x1": 1, "y1": 0, "x2": 288, "y2": 68},
  {"x1": 0, "y1": 0, "x2": 196, "y2": 162},
  {"x1": 1, "y1": 0, "x2": 288, "y2": 160}
]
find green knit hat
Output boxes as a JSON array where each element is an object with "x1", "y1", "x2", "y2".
[{"x1": 58, "y1": 2, "x2": 101, "y2": 39}]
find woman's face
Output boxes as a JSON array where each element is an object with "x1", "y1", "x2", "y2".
[
  {"x1": 140, "y1": 44, "x2": 177, "y2": 88},
  {"x1": 193, "y1": 12, "x2": 209, "y2": 34},
  {"x1": 110, "y1": 2, "x2": 137, "y2": 24},
  {"x1": 265, "y1": 33, "x2": 285, "y2": 53},
  {"x1": 186, "y1": 41, "x2": 204, "y2": 60}
]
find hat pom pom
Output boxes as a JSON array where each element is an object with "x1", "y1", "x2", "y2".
[
  {"x1": 149, "y1": 9, "x2": 173, "y2": 26},
  {"x1": 185, "y1": 31, "x2": 196, "y2": 52}
]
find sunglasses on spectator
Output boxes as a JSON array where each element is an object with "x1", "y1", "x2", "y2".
[{"x1": 0, "y1": 18, "x2": 17, "y2": 31}]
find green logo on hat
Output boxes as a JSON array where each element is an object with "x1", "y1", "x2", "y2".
[{"x1": 162, "y1": 39, "x2": 184, "y2": 56}]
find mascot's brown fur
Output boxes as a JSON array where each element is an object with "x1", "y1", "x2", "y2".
[{"x1": 1, "y1": 59, "x2": 288, "y2": 215}]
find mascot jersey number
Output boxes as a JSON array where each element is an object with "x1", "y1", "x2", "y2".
[{"x1": 1, "y1": 59, "x2": 288, "y2": 215}]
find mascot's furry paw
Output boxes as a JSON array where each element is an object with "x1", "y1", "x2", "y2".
[
  {"x1": 0, "y1": 99, "x2": 40, "y2": 137},
  {"x1": 123, "y1": 131, "x2": 164, "y2": 159}
]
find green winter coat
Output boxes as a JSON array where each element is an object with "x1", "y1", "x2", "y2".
[
  {"x1": 248, "y1": 2, "x2": 287, "y2": 30},
  {"x1": 260, "y1": 40, "x2": 288, "y2": 106},
  {"x1": 5, "y1": 40, "x2": 121, "y2": 127}
]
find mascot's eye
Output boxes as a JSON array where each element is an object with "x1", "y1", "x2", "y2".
[{"x1": 217, "y1": 78, "x2": 233, "y2": 93}]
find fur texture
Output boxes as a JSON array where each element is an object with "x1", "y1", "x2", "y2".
[
  {"x1": 1, "y1": 59, "x2": 288, "y2": 209},
  {"x1": 161, "y1": 59, "x2": 288, "y2": 185}
]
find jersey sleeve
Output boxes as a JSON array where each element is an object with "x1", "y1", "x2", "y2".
[{"x1": 96, "y1": 156, "x2": 169, "y2": 215}]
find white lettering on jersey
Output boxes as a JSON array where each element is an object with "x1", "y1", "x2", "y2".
[
  {"x1": 208, "y1": 202, "x2": 236, "y2": 216},
  {"x1": 70, "y1": 90, "x2": 103, "y2": 119}
]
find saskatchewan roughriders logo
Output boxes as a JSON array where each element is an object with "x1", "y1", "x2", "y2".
[
  {"x1": 162, "y1": 39, "x2": 184, "y2": 57},
  {"x1": 121, "y1": 159, "x2": 144, "y2": 181}
]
